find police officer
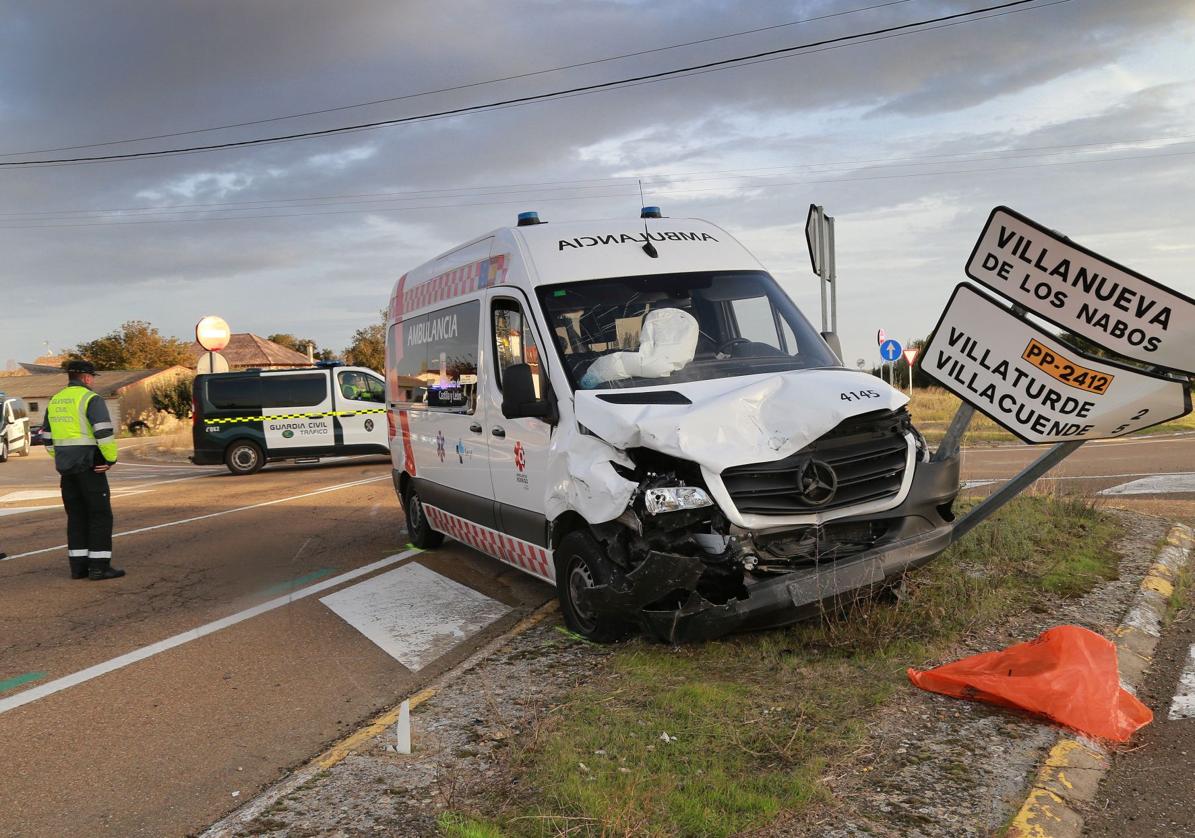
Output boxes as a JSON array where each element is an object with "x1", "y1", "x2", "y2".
[{"x1": 40, "y1": 360, "x2": 124, "y2": 580}]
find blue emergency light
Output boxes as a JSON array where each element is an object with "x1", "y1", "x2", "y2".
[
  {"x1": 517, "y1": 211, "x2": 543, "y2": 226},
  {"x1": 641, "y1": 206, "x2": 662, "y2": 219}
]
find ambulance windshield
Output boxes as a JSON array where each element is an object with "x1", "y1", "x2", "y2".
[{"x1": 537, "y1": 270, "x2": 840, "y2": 390}]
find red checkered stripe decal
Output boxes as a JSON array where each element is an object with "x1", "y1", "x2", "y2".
[
  {"x1": 423, "y1": 504, "x2": 554, "y2": 582},
  {"x1": 398, "y1": 253, "x2": 509, "y2": 314}
]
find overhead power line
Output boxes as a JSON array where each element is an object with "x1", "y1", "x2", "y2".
[
  {"x1": 0, "y1": 143, "x2": 1186, "y2": 230},
  {"x1": 0, "y1": 134, "x2": 1186, "y2": 222},
  {"x1": 0, "y1": 0, "x2": 918, "y2": 158},
  {"x1": 0, "y1": 0, "x2": 1066, "y2": 168}
]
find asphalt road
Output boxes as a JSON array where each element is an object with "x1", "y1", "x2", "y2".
[
  {"x1": 0, "y1": 433, "x2": 1191, "y2": 837},
  {"x1": 0, "y1": 445, "x2": 552, "y2": 838}
]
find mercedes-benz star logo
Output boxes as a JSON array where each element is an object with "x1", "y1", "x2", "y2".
[{"x1": 798, "y1": 459, "x2": 838, "y2": 506}]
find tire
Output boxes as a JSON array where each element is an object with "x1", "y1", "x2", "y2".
[
  {"x1": 556, "y1": 530, "x2": 631, "y2": 643},
  {"x1": 225, "y1": 440, "x2": 265, "y2": 475},
  {"x1": 0, "y1": 438, "x2": 8, "y2": 463},
  {"x1": 403, "y1": 485, "x2": 444, "y2": 549},
  {"x1": 16, "y1": 430, "x2": 30, "y2": 456}
]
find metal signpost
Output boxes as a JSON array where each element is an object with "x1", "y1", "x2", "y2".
[
  {"x1": 805, "y1": 204, "x2": 837, "y2": 334},
  {"x1": 880, "y1": 338, "x2": 902, "y2": 387},
  {"x1": 902, "y1": 347, "x2": 919, "y2": 396},
  {"x1": 926, "y1": 207, "x2": 1194, "y2": 539},
  {"x1": 196, "y1": 316, "x2": 231, "y2": 375}
]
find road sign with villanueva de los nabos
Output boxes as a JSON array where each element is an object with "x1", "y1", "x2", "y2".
[{"x1": 921, "y1": 207, "x2": 1192, "y2": 444}]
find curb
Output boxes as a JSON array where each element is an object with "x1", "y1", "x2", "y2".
[
  {"x1": 1005, "y1": 523, "x2": 1194, "y2": 838},
  {"x1": 199, "y1": 600, "x2": 559, "y2": 838}
]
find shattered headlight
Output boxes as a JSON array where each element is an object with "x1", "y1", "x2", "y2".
[{"x1": 643, "y1": 486, "x2": 714, "y2": 516}]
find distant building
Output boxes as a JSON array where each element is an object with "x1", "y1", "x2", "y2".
[
  {"x1": 0, "y1": 367, "x2": 191, "y2": 431},
  {"x1": 187, "y1": 333, "x2": 313, "y2": 371}
]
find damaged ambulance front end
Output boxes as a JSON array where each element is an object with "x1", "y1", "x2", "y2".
[{"x1": 538, "y1": 268, "x2": 960, "y2": 642}]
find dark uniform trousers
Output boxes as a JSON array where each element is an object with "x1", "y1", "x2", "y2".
[{"x1": 61, "y1": 469, "x2": 113, "y2": 556}]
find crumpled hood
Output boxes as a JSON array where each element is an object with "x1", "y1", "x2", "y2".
[{"x1": 574, "y1": 368, "x2": 909, "y2": 474}]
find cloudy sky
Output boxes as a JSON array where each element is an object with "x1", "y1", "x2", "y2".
[{"x1": 1, "y1": 0, "x2": 1193, "y2": 371}]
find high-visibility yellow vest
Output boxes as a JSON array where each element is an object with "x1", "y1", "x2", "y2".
[{"x1": 45, "y1": 385, "x2": 118, "y2": 464}]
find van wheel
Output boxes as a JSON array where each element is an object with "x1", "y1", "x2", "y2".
[
  {"x1": 403, "y1": 486, "x2": 444, "y2": 549},
  {"x1": 17, "y1": 431, "x2": 30, "y2": 456},
  {"x1": 0, "y1": 439, "x2": 8, "y2": 463},
  {"x1": 556, "y1": 531, "x2": 631, "y2": 643},
  {"x1": 225, "y1": 440, "x2": 264, "y2": 475}
]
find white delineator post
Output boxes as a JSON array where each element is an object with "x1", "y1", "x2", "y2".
[{"x1": 395, "y1": 699, "x2": 411, "y2": 754}]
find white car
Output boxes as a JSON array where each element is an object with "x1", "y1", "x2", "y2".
[{"x1": 0, "y1": 396, "x2": 32, "y2": 462}]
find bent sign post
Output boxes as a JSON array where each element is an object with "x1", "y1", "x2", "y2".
[
  {"x1": 965, "y1": 206, "x2": 1195, "y2": 373},
  {"x1": 923, "y1": 285, "x2": 1191, "y2": 444}
]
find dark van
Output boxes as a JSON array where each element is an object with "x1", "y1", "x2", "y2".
[{"x1": 191, "y1": 364, "x2": 389, "y2": 475}]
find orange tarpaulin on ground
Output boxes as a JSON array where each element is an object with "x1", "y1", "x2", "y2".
[{"x1": 907, "y1": 625, "x2": 1152, "y2": 742}]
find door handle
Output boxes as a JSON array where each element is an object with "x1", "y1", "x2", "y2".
[
  {"x1": 491, "y1": 426, "x2": 506, "y2": 438},
  {"x1": 341, "y1": 412, "x2": 356, "y2": 417},
  {"x1": 469, "y1": 423, "x2": 483, "y2": 434}
]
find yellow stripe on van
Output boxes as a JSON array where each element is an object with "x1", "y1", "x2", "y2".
[{"x1": 203, "y1": 408, "x2": 387, "y2": 425}]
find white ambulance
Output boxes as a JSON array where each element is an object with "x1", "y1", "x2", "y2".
[{"x1": 386, "y1": 209, "x2": 961, "y2": 642}]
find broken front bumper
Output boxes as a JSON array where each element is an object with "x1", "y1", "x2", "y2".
[{"x1": 580, "y1": 453, "x2": 961, "y2": 643}]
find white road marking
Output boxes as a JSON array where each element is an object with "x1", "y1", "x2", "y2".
[
  {"x1": 1168, "y1": 644, "x2": 1195, "y2": 720},
  {"x1": 0, "y1": 475, "x2": 388, "y2": 561},
  {"x1": 0, "y1": 490, "x2": 60, "y2": 503},
  {"x1": 961, "y1": 433, "x2": 1195, "y2": 455},
  {"x1": 0, "y1": 549, "x2": 420, "y2": 716},
  {"x1": 320, "y1": 563, "x2": 509, "y2": 671},
  {"x1": 0, "y1": 506, "x2": 58, "y2": 518},
  {"x1": 1099, "y1": 474, "x2": 1195, "y2": 496}
]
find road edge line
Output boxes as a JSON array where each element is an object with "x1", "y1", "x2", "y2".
[
  {"x1": 199, "y1": 599, "x2": 560, "y2": 838},
  {"x1": 1005, "y1": 522, "x2": 1194, "y2": 838}
]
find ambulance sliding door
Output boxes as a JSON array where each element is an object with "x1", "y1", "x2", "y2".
[{"x1": 401, "y1": 299, "x2": 497, "y2": 528}]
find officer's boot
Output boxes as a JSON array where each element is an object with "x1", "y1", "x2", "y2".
[
  {"x1": 88, "y1": 559, "x2": 126, "y2": 581},
  {"x1": 69, "y1": 557, "x2": 89, "y2": 579}
]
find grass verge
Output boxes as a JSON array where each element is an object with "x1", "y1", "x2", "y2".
[{"x1": 441, "y1": 495, "x2": 1119, "y2": 837}]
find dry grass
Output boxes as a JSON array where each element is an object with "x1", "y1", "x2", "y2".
[
  {"x1": 909, "y1": 386, "x2": 1195, "y2": 446},
  {"x1": 441, "y1": 495, "x2": 1120, "y2": 838}
]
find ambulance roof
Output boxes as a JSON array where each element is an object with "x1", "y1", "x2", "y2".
[{"x1": 509, "y1": 217, "x2": 765, "y2": 286}]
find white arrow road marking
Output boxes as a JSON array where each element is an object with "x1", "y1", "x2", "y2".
[
  {"x1": 320, "y1": 563, "x2": 509, "y2": 672},
  {"x1": 1099, "y1": 474, "x2": 1195, "y2": 496},
  {"x1": 0, "y1": 549, "x2": 421, "y2": 716},
  {"x1": 1168, "y1": 644, "x2": 1195, "y2": 720}
]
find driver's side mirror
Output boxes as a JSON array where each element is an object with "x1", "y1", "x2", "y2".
[{"x1": 501, "y1": 364, "x2": 556, "y2": 423}]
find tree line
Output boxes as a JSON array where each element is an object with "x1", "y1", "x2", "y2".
[{"x1": 64, "y1": 317, "x2": 385, "y2": 372}]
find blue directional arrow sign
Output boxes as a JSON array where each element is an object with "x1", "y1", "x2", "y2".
[{"x1": 880, "y1": 338, "x2": 903, "y2": 362}]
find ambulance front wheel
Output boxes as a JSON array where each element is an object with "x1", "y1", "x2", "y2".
[
  {"x1": 404, "y1": 486, "x2": 444, "y2": 549},
  {"x1": 556, "y1": 530, "x2": 631, "y2": 643},
  {"x1": 225, "y1": 440, "x2": 265, "y2": 476}
]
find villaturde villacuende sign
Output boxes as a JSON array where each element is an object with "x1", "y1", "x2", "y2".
[
  {"x1": 966, "y1": 206, "x2": 1195, "y2": 373},
  {"x1": 922, "y1": 285, "x2": 1191, "y2": 444},
  {"x1": 922, "y1": 206, "x2": 1193, "y2": 444}
]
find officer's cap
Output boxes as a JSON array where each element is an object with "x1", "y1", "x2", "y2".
[{"x1": 66, "y1": 359, "x2": 97, "y2": 375}]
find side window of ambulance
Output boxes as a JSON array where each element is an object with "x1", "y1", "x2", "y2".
[
  {"x1": 393, "y1": 301, "x2": 480, "y2": 413},
  {"x1": 492, "y1": 299, "x2": 545, "y2": 397}
]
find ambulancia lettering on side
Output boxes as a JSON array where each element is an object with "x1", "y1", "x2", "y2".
[
  {"x1": 386, "y1": 210, "x2": 962, "y2": 643},
  {"x1": 190, "y1": 364, "x2": 389, "y2": 475}
]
